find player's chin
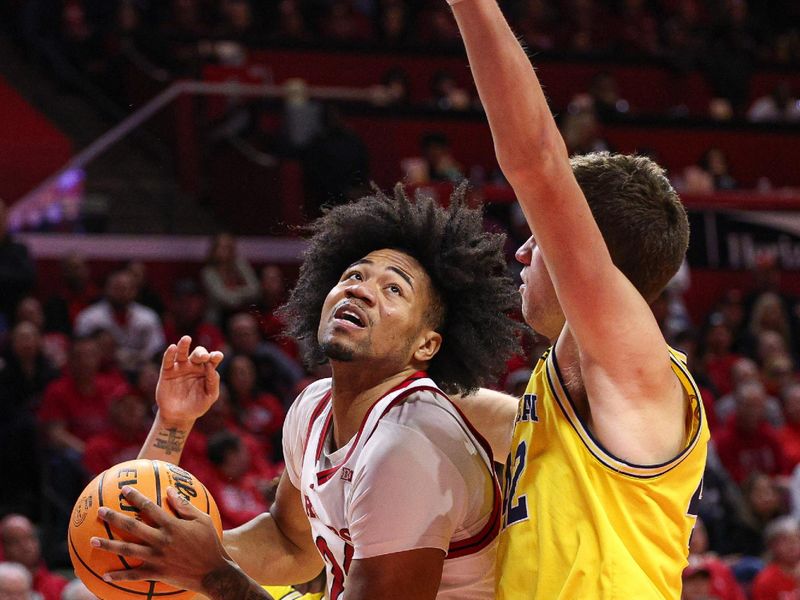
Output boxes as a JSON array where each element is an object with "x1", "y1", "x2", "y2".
[{"x1": 321, "y1": 340, "x2": 356, "y2": 362}]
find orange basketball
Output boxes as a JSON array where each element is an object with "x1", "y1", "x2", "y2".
[{"x1": 68, "y1": 459, "x2": 222, "y2": 600}]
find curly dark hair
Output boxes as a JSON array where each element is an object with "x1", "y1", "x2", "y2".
[{"x1": 279, "y1": 184, "x2": 522, "y2": 395}]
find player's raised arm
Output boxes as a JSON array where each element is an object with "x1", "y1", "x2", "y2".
[
  {"x1": 138, "y1": 336, "x2": 223, "y2": 463},
  {"x1": 449, "y1": 0, "x2": 685, "y2": 462}
]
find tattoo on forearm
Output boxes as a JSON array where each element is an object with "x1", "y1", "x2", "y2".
[
  {"x1": 202, "y1": 566, "x2": 271, "y2": 600},
  {"x1": 153, "y1": 428, "x2": 186, "y2": 455}
]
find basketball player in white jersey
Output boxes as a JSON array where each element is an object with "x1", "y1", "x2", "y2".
[{"x1": 90, "y1": 185, "x2": 521, "y2": 599}]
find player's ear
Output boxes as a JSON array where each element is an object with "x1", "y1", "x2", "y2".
[{"x1": 413, "y1": 330, "x2": 442, "y2": 364}]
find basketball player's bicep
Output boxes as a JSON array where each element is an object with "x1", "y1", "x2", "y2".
[{"x1": 345, "y1": 548, "x2": 444, "y2": 600}]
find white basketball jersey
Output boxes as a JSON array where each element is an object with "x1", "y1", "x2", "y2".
[{"x1": 283, "y1": 374, "x2": 500, "y2": 599}]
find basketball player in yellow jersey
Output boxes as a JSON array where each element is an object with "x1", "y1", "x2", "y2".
[{"x1": 446, "y1": 0, "x2": 710, "y2": 598}]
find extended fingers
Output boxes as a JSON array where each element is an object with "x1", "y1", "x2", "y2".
[
  {"x1": 161, "y1": 344, "x2": 177, "y2": 371},
  {"x1": 90, "y1": 536, "x2": 157, "y2": 563},
  {"x1": 176, "y1": 336, "x2": 192, "y2": 363},
  {"x1": 98, "y1": 506, "x2": 159, "y2": 542}
]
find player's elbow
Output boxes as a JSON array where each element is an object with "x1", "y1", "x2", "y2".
[{"x1": 498, "y1": 133, "x2": 568, "y2": 187}]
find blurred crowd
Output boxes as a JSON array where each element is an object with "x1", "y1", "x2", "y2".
[{"x1": 9, "y1": 0, "x2": 800, "y2": 121}]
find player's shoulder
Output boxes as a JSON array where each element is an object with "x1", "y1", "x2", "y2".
[
  {"x1": 292, "y1": 377, "x2": 332, "y2": 410},
  {"x1": 373, "y1": 385, "x2": 475, "y2": 453}
]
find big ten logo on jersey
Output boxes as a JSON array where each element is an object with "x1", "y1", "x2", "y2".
[{"x1": 515, "y1": 394, "x2": 539, "y2": 424}]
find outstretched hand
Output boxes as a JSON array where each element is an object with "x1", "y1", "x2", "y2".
[
  {"x1": 156, "y1": 336, "x2": 224, "y2": 424},
  {"x1": 92, "y1": 486, "x2": 228, "y2": 591}
]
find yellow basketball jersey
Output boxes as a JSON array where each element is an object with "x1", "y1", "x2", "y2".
[
  {"x1": 262, "y1": 585, "x2": 324, "y2": 600},
  {"x1": 496, "y1": 347, "x2": 709, "y2": 600}
]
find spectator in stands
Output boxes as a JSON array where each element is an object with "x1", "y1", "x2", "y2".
[
  {"x1": 0, "y1": 515, "x2": 67, "y2": 600},
  {"x1": 680, "y1": 563, "x2": 715, "y2": 600},
  {"x1": 428, "y1": 70, "x2": 471, "y2": 111},
  {"x1": 757, "y1": 331, "x2": 791, "y2": 372},
  {"x1": 560, "y1": 106, "x2": 611, "y2": 156},
  {"x1": 126, "y1": 260, "x2": 165, "y2": 318},
  {"x1": 701, "y1": 0, "x2": 757, "y2": 114},
  {"x1": 515, "y1": 0, "x2": 557, "y2": 51},
  {"x1": 752, "y1": 516, "x2": 800, "y2": 600},
  {"x1": 38, "y1": 335, "x2": 129, "y2": 457},
  {"x1": 687, "y1": 518, "x2": 746, "y2": 600},
  {"x1": 748, "y1": 82, "x2": 800, "y2": 123},
  {"x1": 303, "y1": 105, "x2": 370, "y2": 213},
  {"x1": 730, "y1": 473, "x2": 787, "y2": 558},
  {"x1": 702, "y1": 314, "x2": 742, "y2": 396},
  {"x1": 0, "y1": 322, "x2": 57, "y2": 515},
  {"x1": 420, "y1": 132, "x2": 464, "y2": 183},
  {"x1": 586, "y1": 72, "x2": 630, "y2": 119},
  {"x1": 320, "y1": 0, "x2": 374, "y2": 43},
  {"x1": 135, "y1": 358, "x2": 160, "y2": 404},
  {"x1": 15, "y1": 296, "x2": 68, "y2": 370},
  {"x1": 762, "y1": 353, "x2": 796, "y2": 398},
  {"x1": 564, "y1": 0, "x2": 612, "y2": 54},
  {"x1": 215, "y1": 0, "x2": 259, "y2": 43},
  {"x1": 267, "y1": 0, "x2": 312, "y2": 43},
  {"x1": 201, "y1": 233, "x2": 260, "y2": 326},
  {"x1": 716, "y1": 288, "x2": 754, "y2": 355},
  {"x1": 163, "y1": 279, "x2": 225, "y2": 352},
  {"x1": 415, "y1": 4, "x2": 461, "y2": 47},
  {"x1": 698, "y1": 147, "x2": 738, "y2": 191},
  {"x1": 74, "y1": 268, "x2": 165, "y2": 373},
  {"x1": 0, "y1": 200, "x2": 35, "y2": 333},
  {"x1": 715, "y1": 381, "x2": 787, "y2": 483},
  {"x1": 82, "y1": 393, "x2": 149, "y2": 476},
  {"x1": 253, "y1": 265, "x2": 297, "y2": 358},
  {"x1": 61, "y1": 579, "x2": 98, "y2": 600},
  {"x1": 715, "y1": 358, "x2": 784, "y2": 428},
  {"x1": 43, "y1": 253, "x2": 97, "y2": 336},
  {"x1": 224, "y1": 312, "x2": 304, "y2": 406},
  {"x1": 749, "y1": 292, "x2": 794, "y2": 359},
  {"x1": 370, "y1": 67, "x2": 411, "y2": 107},
  {"x1": 744, "y1": 254, "x2": 796, "y2": 333},
  {"x1": 779, "y1": 384, "x2": 800, "y2": 470},
  {"x1": 225, "y1": 354, "x2": 285, "y2": 460},
  {"x1": 617, "y1": 0, "x2": 660, "y2": 56},
  {"x1": 379, "y1": 1, "x2": 411, "y2": 48},
  {"x1": 0, "y1": 562, "x2": 35, "y2": 600},
  {"x1": 202, "y1": 431, "x2": 274, "y2": 529}
]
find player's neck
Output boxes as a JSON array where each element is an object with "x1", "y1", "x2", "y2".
[{"x1": 328, "y1": 363, "x2": 420, "y2": 449}]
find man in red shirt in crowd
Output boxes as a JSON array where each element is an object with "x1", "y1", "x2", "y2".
[
  {"x1": 82, "y1": 393, "x2": 150, "y2": 475},
  {"x1": 201, "y1": 431, "x2": 279, "y2": 529},
  {"x1": 778, "y1": 383, "x2": 800, "y2": 470},
  {"x1": 715, "y1": 381, "x2": 788, "y2": 483},
  {"x1": 688, "y1": 518, "x2": 746, "y2": 600},
  {"x1": 0, "y1": 514, "x2": 67, "y2": 600},
  {"x1": 752, "y1": 516, "x2": 800, "y2": 600},
  {"x1": 37, "y1": 335, "x2": 129, "y2": 454},
  {"x1": 162, "y1": 279, "x2": 225, "y2": 353}
]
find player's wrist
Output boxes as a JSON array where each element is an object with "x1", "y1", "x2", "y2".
[{"x1": 154, "y1": 410, "x2": 196, "y2": 431}]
